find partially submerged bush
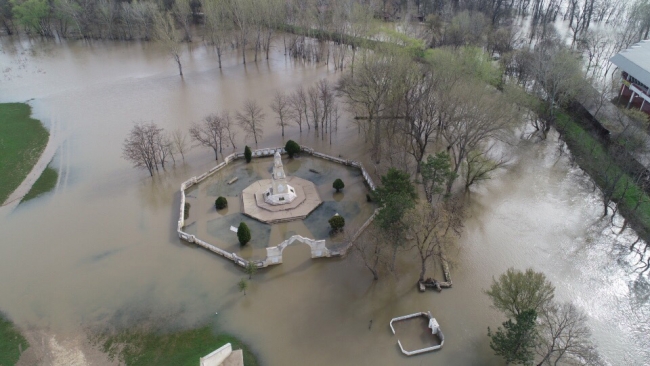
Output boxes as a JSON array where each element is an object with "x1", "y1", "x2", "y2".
[
  {"x1": 329, "y1": 214, "x2": 345, "y2": 231},
  {"x1": 244, "y1": 146, "x2": 252, "y2": 163},
  {"x1": 237, "y1": 222, "x2": 251, "y2": 245},
  {"x1": 215, "y1": 196, "x2": 228, "y2": 210},
  {"x1": 333, "y1": 178, "x2": 344, "y2": 192},
  {"x1": 285, "y1": 140, "x2": 300, "y2": 158}
]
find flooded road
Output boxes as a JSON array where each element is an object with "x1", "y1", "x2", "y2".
[{"x1": 0, "y1": 36, "x2": 648, "y2": 365}]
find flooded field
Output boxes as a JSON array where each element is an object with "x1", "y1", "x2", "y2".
[{"x1": 0, "y1": 36, "x2": 648, "y2": 365}]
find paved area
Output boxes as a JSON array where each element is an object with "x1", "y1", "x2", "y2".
[{"x1": 242, "y1": 176, "x2": 322, "y2": 223}]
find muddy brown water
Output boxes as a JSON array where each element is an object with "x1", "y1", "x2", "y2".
[{"x1": 0, "y1": 36, "x2": 648, "y2": 365}]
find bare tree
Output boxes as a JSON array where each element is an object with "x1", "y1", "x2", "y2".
[
  {"x1": 122, "y1": 121, "x2": 164, "y2": 176},
  {"x1": 441, "y1": 83, "x2": 517, "y2": 193},
  {"x1": 133, "y1": 1, "x2": 158, "y2": 41},
  {"x1": 222, "y1": 111, "x2": 238, "y2": 150},
  {"x1": 260, "y1": 0, "x2": 284, "y2": 60},
  {"x1": 154, "y1": 10, "x2": 184, "y2": 76},
  {"x1": 155, "y1": 130, "x2": 174, "y2": 168},
  {"x1": 404, "y1": 201, "x2": 463, "y2": 282},
  {"x1": 203, "y1": 0, "x2": 232, "y2": 69},
  {"x1": 350, "y1": 222, "x2": 392, "y2": 281},
  {"x1": 229, "y1": 0, "x2": 254, "y2": 64},
  {"x1": 398, "y1": 61, "x2": 437, "y2": 173},
  {"x1": 173, "y1": 0, "x2": 193, "y2": 42},
  {"x1": 236, "y1": 99, "x2": 265, "y2": 144},
  {"x1": 308, "y1": 85, "x2": 322, "y2": 134},
  {"x1": 528, "y1": 41, "x2": 588, "y2": 137},
  {"x1": 96, "y1": 0, "x2": 116, "y2": 39},
  {"x1": 171, "y1": 128, "x2": 190, "y2": 161},
  {"x1": 347, "y1": 1, "x2": 375, "y2": 75},
  {"x1": 330, "y1": 104, "x2": 340, "y2": 145},
  {"x1": 337, "y1": 52, "x2": 408, "y2": 163},
  {"x1": 290, "y1": 86, "x2": 310, "y2": 132},
  {"x1": 536, "y1": 302, "x2": 604, "y2": 366},
  {"x1": 270, "y1": 91, "x2": 292, "y2": 137},
  {"x1": 318, "y1": 79, "x2": 336, "y2": 140},
  {"x1": 189, "y1": 114, "x2": 225, "y2": 160}
]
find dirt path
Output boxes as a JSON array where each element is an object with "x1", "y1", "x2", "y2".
[{"x1": 0, "y1": 113, "x2": 61, "y2": 213}]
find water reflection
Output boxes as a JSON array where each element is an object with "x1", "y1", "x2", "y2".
[{"x1": 0, "y1": 37, "x2": 647, "y2": 365}]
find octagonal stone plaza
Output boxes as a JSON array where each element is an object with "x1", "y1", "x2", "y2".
[
  {"x1": 177, "y1": 146, "x2": 378, "y2": 268},
  {"x1": 242, "y1": 176, "x2": 322, "y2": 223}
]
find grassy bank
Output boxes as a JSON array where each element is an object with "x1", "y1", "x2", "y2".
[
  {"x1": 0, "y1": 103, "x2": 49, "y2": 204},
  {"x1": 555, "y1": 112, "x2": 650, "y2": 237},
  {"x1": 21, "y1": 165, "x2": 58, "y2": 202},
  {"x1": 99, "y1": 325, "x2": 258, "y2": 366},
  {"x1": 0, "y1": 313, "x2": 29, "y2": 366}
]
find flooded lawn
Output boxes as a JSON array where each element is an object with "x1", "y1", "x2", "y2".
[
  {"x1": 0, "y1": 36, "x2": 648, "y2": 365},
  {"x1": 183, "y1": 154, "x2": 375, "y2": 260}
]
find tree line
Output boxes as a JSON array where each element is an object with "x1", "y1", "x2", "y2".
[
  {"x1": 121, "y1": 77, "x2": 340, "y2": 175},
  {"x1": 2, "y1": 0, "x2": 648, "y2": 79}
]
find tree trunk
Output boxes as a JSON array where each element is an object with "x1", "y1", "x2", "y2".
[
  {"x1": 373, "y1": 116, "x2": 381, "y2": 163},
  {"x1": 419, "y1": 259, "x2": 426, "y2": 282},
  {"x1": 175, "y1": 54, "x2": 183, "y2": 76},
  {"x1": 242, "y1": 37, "x2": 247, "y2": 64}
]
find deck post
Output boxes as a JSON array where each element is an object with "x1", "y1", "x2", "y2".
[{"x1": 627, "y1": 91, "x2": 636, "y2": 109}]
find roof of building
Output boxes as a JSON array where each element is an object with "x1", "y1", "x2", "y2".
[{"x1": 610, "y1": 40, "x2": 650, "y2": 87}]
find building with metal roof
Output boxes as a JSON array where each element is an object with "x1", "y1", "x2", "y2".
[{"x1": 610, "y1": 40, "x2": 650, "y2": 114}]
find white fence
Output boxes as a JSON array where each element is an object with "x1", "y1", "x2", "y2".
[
  {"x1": 177, "y1": 146, "x2": 378, "y2": 268},
  {"x1": 390, "y1": 312, "x2": 444, "y2": 356}
]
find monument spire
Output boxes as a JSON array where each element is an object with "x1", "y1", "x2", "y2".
[{"x1": 265, "y1": 151, "x2": 297, "y2": 205}]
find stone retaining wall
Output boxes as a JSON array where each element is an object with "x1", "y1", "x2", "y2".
[{"x1": 177, "y1": 146, "x2": 376, "y2": 268}]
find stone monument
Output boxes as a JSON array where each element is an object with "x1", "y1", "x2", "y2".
[
  {"x1": 241, "y1": 149, "x2": 322, "y2": 224},
  {"x1": 264, "y1": 151, "x2": 297, "y2": 205}
]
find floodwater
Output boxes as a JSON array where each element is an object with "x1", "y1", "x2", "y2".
[{"x1": 0, "y1": 36, "x2": 648, "y2": 365}]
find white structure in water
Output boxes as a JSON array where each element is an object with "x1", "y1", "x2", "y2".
[{"x1": 264, "y1": 151, "x2": 297, "y2": 205}]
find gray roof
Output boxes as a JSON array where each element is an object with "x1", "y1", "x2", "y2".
[{"x1": 610, "y1": 40, "x2": 650, "y2": 87}]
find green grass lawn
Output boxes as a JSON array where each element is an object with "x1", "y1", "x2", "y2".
[
  {"x1": 0, "y1": 313, "x2": 29, "y2": 366},
  {"x1": 0, "y1": 103, "x2": 49, "y2": 204},
  {"x1": 21, "y1": 165, "x2": 58, "y2": 202},
  {"x1": 99, "y1": 325, "x2": 258, "y2": 366}
]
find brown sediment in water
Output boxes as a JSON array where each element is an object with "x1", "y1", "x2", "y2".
[{"x1": 0, "y1": 37, "x2": 647, "y2": 365}]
